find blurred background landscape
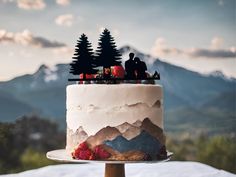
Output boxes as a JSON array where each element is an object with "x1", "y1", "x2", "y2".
[{"x1": 0, "y1": 0, "x2": 235, "y2": 175}]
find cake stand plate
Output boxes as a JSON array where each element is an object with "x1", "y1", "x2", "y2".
[{"x1": 47, "y1": 149, "x2": 173, "y2": 177}]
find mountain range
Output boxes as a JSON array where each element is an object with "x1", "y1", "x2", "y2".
[{"x1": 0, "y1": 45, "x2": 235, "y2": 134}]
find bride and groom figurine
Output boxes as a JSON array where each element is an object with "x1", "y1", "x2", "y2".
[{"x1": 125, "y1": 52, "x2": 148, "y2": 79}]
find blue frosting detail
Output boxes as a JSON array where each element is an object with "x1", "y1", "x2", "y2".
[{"x1": 104, "y1": 131, "x2": 162, "y2": 157}]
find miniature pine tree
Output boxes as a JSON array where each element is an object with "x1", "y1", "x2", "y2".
[
  {"x1": 70, "y1": 34, "x2": 97, "y2": 79},
  {"x1": 96, "y1": 28, "x2": 122, "y2": 78}
]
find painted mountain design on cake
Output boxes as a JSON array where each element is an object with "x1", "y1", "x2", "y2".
[
  {"x1": 115, "y1": 122, "x2": 141, "y2": 140},
  {"x1": 116, "y1": 122, "x2": 134, "y2": 133},
  {"x1": 101, "y1": 144, "x2": 147, "y2": 161},
  {"x1": 141, "y1": 118, "x2": 166, "y2": 144},
  {"x1": 68, "y1": 118, "x2": 167, "y2": 160},
  {"x1": 67, "y1": 117, "x2": 166, "y2": 159},
  {"x1": 104, "y1": 130, "x2": 162, "y2": 158},
  {"x1": 86, "y1": 126, "x2": 121, "y2": 148},
  {"x1": 114, "y1": 118, "x2": 165, "y2": 143},
  {"x1": 66, "y1": 126, "x2": 88, "y2": 151},
  {"x1": 132, "y1": 120, "x2": 142, "y2": 127},
  {"x1": 122, "y1": 126, "x2": 141, "y2": 140}
]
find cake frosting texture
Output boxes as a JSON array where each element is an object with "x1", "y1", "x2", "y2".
[{"x1": 66, "y1": 84, "x2": 166, "y2": 160}]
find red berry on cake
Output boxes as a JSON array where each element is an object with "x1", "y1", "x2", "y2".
[
  {"x1": 79, "y1": 74, "x2": 94, "y2": 79},
  {"x1": 78, "y1": 149, "x2": 94, "y2": 160},
  {"x1": 78, "y1": 141, "x2": 88, "y2": 151},
  {"x1": 112, "y1": 65, "x2": 125, "y2": 78},
  {"x1": 94, "y1": 145, "x2": 111, "y2": 160},
  {"x1": 89, "y1": 152, "x2": 96, "y2": 160},
  {"x1": 72, "y1": 142, "x2": 91, "y2": 160},
  {"x1": 72, "y1": 147, "x2": 81, "y2": 159},
  {"x1": 100, "y1": 150, "x2": 111, "y2": 159}
]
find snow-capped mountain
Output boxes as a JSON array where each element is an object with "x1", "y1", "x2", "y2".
[
  {"x1": 0, "y1": 46, "x2": 235, "y2": 134},
  {"x1": 207, "y1": 70, "x2": 235, "y2": 81}
]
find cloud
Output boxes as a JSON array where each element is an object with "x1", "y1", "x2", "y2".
[
  {"x1": 151, "y1": 37, "x2": 236, "y2": 59},
  {"x1": 0, "y1": 0, "x2": 14, "y2": 3},
  {"x1": 211, "y1": 36, "x2": 224, "y2": 49},
  {"x1": 55, "y1": 14, "x2": 74, "y2": 27},
  {"x1": 0, "y1": 29, "x2": 66, "y2": 48},
  {"x1": 0, "y1": 0, "x2": 46, "y2": 10},
  {"x1": 56, "y1": 0, "x2": 70, "y2": 6},
  {"x1": 188, "y1": 48, "x2": 236, "y2": 58},
  {"x1": 17, "y1": 0, "x2": 46, "y2": 10},
  {"x1": 151, "y1": 38, "x2": 182, "y2": 57},
  {"x1": 52, "y1": 46, "x2": 73, "y2": 55}
]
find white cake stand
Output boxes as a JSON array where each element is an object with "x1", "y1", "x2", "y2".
[{"x1": 47, "y1": 149, "x2": 173, "y2": 177}]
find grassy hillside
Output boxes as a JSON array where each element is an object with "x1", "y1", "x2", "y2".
[{"x1": 165, "y1": 106, "x2": 236, "y2": 135}]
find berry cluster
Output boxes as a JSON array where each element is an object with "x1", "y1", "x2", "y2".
[
  {"x1": 72, "y1": 142, "x2": 111, "y2": 160},
  {"x1": 79, "y1": 65, "x2": 125, "y2": 80},
  {"x1": 94, "y1": 145, "x2": 111, "y2": 159}
]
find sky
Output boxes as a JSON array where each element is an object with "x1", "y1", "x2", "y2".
[{"x1": 0, "y1": 0, "x2": 235, "y2": 81}]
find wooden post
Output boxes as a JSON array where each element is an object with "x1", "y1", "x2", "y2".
[{"x1": 104, "y1": 164, "x2": 125, "y2": 177}]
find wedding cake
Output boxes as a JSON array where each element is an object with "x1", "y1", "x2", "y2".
[
  {"x1": 66, "y1": 84, "x2": 167, "y2": 161},
  {"x1": 66, "y1": 29, "x2": 167, "y2": 161}
]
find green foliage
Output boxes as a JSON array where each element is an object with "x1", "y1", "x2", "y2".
[
  {"x1": 165, "y1": 106, "x2": 236, "y2": 135},
  {"x1": 167, "y1": 134, "x2": 236, "y2": 174},
  {"x1": 167, "y1": 136, "x2": 196, "y2": 161},
  {"x1": 20, "y1": 148, "x2": 56, "y2": 170},
  {"x1": 0, "y1": 116, "x2": 65, "y2": 174},
  {"x1": 0, "y1": 123, "x2": 20, "y2": 173},
  {"x1": 13, "y1": 115, "x2": 65, "y2": 152},
  {"x1": 197, "y1": 136, "x2": 236, "y2": 173}
]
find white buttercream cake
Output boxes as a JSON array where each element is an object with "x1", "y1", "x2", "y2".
[{"x1": 66, "y1": 84, "x2": 167, "y2": 161}]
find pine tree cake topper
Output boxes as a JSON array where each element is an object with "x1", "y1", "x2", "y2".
[
  {"x1": 70, "y1": 34, "x2": 97, "y2": 79},
  {"x1": 68, "y1": 28, "x2": 160, "y2": 83},
  {"x1": 96, "y1": 29, "x2": 122, "y2": 79}
]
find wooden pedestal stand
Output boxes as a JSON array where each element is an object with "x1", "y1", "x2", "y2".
[
  {"x1": 105, "y1": 164, "x2": 125, "y2": 177},
  {"x1": 46, "y1": 149, "x2": 172, "y2": 177}
]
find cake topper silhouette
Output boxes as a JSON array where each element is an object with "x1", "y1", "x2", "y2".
[
  {"x1": 125, "y1": 52, "x2": 135, "y2": 79},
  {"x1": 133, "y1": 57, "x2": 147, "y2": 79},
  {"x1": 96, "y1": 28, "x2": 122, "y2": 79},
  {"x1": 70, "y1": 34, "x2": 97, "y2": 79},
  {"x1": 68, "y1": 29, "x2": 160, "y2": 83}
]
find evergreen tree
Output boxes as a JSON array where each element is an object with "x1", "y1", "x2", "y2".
[
  {"x1": 96, "y1": 29, "x2": 122, "y2": 78},
  {"x1": 70, "y1": 34, "x2": 97, "y2": 79}
]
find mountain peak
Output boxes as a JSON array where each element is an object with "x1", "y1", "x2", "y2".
[
  {"x1": 34, "y1": 64, "x2": 50, "y2": 76},
  {"x1": 86, "y1": 126, "x2": 121, "y2": 148},
  {"x1": 119, "y1": 45, "x2": 138, "y2": 55},
  {"x1": 115, "y1": 122, "x2": 133, "y2": 133},
  {"x1": 209, "y1": 70, "x2": 226, "y2": 78},
  {"x1": 37, "y1": 64, "x2": 49, "y2": 72},
  {"x1": 206, "y1": 70, "x2": 236, "y2": 82}
]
